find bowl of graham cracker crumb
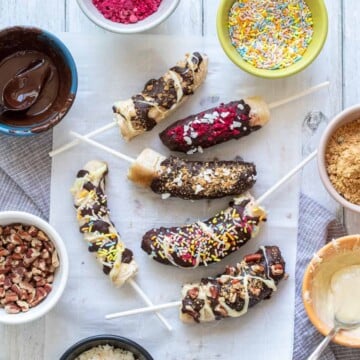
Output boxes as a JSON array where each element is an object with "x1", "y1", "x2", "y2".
[{"x1": 318, "y1": 105, "x2": 360, "y2": 212}]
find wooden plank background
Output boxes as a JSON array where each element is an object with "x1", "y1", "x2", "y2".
[{"x1": 0, "y1": 0, "x2": 359, "y2": 358}]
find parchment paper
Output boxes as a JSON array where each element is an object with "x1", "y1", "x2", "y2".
[{"x1": 48, "y1": 34, "x2": 330, "y2": 359}]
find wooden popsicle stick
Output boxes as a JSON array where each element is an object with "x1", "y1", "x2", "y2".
[
  {"x1": 69, "y1": 131, "x2": 135, "y2": 163},
  {"x1": 50, "y1": 82, "x2": 329, "y2": 157},
  {"x1": 49, "y1": 121, "x2": 117, "y2": 157},
  {"x1": 268, "y1": 81, "x2": 329, "y2": 109},
  {"x1": 106, "y1": 300, "x2": 182, "y2": 320},
  {"x1": 128, "y1": 279, "x2": 173, "y2": 331}
]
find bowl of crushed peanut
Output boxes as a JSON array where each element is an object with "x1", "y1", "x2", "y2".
[
  {"x1": 0, "y1": 211, "x2": 69, "y2": 324},
  {"x1": 318, "y1": 105, "x2": 360, "y2": 212}
]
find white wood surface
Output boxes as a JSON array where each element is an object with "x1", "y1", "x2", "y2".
[{"x1": 0, "y1": 0, "x2": 359, "y2": 359}]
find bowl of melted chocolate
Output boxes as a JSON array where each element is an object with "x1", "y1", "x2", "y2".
[{"x1": 0, "y1": 26, "x2": 77, "y2": 135}]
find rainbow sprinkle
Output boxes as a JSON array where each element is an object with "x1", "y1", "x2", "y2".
[{"x1": 228, "y1": 0, "x2": 314, "y2": 70}]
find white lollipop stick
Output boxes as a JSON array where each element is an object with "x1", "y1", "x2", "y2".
[
  {"x1": 128, "y1": 279, "x2": 173, "y2": 331},
  {"x1": 256, "y1": 150, "x2": 318, "y2": 204},
  {"x1": 50, "y1": 82, "x2": 329, "y2": 157},
  {"x1": 105, "y1": 150, "x2": 319, "y2": 321},
  {"x1": 268, "y1": 81, "x2": 329, "y2": 109},
  {"x1": 49, "y1": 121, "x2": 117, "y2": 157},
  {"x1": 69, "y1": 131, "x2": 135, "y2": 163},
  {"x1": 106, "y1": 300, "x2": 182, "y2": 320}
]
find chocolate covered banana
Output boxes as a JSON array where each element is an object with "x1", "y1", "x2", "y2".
[
  {"x1": 71, "y1": 160, "x2": 138, "y2": 287},
  {"x1": 113, "y1": 52, "x2": 208, "y2": 141},
  {"x1": 128, "y1": 148, "x2": 257, "y2": 200},
  {"x1": 181, "y1": 246, "x2": 285, "y2": 323},
  {"x1": 142, "y1": 193, "x2": 266, "y2": 267},
  {"x1": 159, "y1": 97, "x2": 270, "y2": 154}
]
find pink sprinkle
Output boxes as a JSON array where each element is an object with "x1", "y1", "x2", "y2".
[{"x1": 92, "y1": 0, "x2": 162, "y2": 24}]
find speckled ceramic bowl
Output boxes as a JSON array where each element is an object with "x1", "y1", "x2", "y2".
[
  {"x1": 60, "y1": 335, "x2": 154, "y2": 360},
  {"x1": 216, "y1": 0, "x2": 328, "y2": 78},
  {"x1": 317, "y1": 104, "x2": 360, "y2": 213},
  {"x1": 0, "y1": 26, "x2": 77, "y2": 136},
  {"x1": 303, "y1": 235, "x2": 360, "y2": 348}
]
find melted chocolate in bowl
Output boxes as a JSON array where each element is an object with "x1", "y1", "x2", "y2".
[{"x1": 0, "y1": 27, "x2": 76, "y2": 134}]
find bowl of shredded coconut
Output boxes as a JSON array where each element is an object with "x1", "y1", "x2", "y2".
[{"x1": 60, "y1": 335, "x2": 153, "y2": 360}]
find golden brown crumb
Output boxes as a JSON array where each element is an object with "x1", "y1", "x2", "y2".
[{"x1": 326, "y1": 119, "x2": 360, "y2": 204}]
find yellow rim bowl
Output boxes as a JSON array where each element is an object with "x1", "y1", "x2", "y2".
[
  {"x1": 302, "y1": 235, "x2": 360, "y2": 348},
  {"x1": 216, "y1": 0, "x2": 329, "y2": 79}
]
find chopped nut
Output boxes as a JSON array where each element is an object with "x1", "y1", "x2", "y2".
[
  {"x1": 0, "y1": 249, "x2": 9, "y2": 257},
  {"x1": 5, "y1": 303, "x2": 21, "y2": 314},
  {"x1": 37, "y1": 231, "x2": 49, "y2": 242},
  {"x1": 187, "y1": 287, "x2": 199, "y2": 299},
  {"x1": 214, "y1": 304, "x2": 228, "y2": 317},
  {"x1": 17, "y1": 230, "x2": 32, "y2": 242},
  {"x1": 16, "y1": 300, "x2": 29, "y2": 312},
  {"x1": 271, "y1": 264, "x2": 284, "y2": 276},
  {"x1": 251, "y1": 264, "x2": 265, "y2": 274},
  {"x1": 9, "y1": 234, "x2": 22, "y2": 245},
  {"x1": 0, "y1": 224, "x2": 57, "y2": 314},
  {"x1": 28, "y1": 226, "x2": 38, "y2": 237},
  {"x1": 209, "y1": 286, "x2": 219, "y2": 299},
  {"x1": 29, "y1": 287, "x2": 47, "y2": 307},
  {"x1": 51, "y1": 251, "x2": 59, "y2": 268},
  {"x1": 4, "y1": 290, "x2": 18, "y2": 304},
  {"x1": 244, "y1": 253, "x2": 262, "y2": 263},
  {"x1": 31, "y1": 239, "x2": 42, "y2": 249}
]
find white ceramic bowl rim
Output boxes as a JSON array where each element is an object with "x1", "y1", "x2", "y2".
[
  {"x1": 317, "y1": 104, "x2": 360, "y2": 213},
  {"x1": 0, "y1": 211, "x2": 69, "y2": 325},
  {"x1": 76, "y1": 0, "x2": 180, "y2": 34}
]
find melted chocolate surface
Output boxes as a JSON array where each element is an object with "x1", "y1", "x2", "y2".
[{"x1": 0, "y1": 27, "x2": 75, "y2": 132}]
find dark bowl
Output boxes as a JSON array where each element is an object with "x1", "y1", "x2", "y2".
[
  {"x1": 0, "y1": 26, "x2": 77, "y2": 136},
  {"x1": 60, "y1": 335, "x2": 154, "y2": 360}
]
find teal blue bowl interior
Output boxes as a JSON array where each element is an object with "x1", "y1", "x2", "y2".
[{"x1": 0, "y1": 26, "x2": 78, "y2": 136}]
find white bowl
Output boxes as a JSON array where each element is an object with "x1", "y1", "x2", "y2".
[
  {"x1": 0, "y1": 211, "x2": 69, "y2": 325},
  {"x1": 317, "y1": 104, "x2": 360, "y2": 213},
  {"x1": 76, "y1": 0, "x2": 180, "y2": 34}
]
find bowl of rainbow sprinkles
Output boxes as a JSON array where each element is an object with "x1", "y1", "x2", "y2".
[{"x1": 217, "y1": 0, "x2": 328, "y2": 78}]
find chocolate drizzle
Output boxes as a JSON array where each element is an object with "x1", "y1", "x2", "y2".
[
  {"x1": 141, "y1": 197, "x2": 266, "y2": 268},
  {"x1": 181, "y1": 246, "x2": 285, "y2": 323},
  {"x1": 72, "y1": 161, "x2": 136, "y2": 282},
  {"x1": 113, "y1": 52, "x2": 207, "y2": 136},
  {"x1": 77, "y1": 170, "x2": 89, "y2": 178}
]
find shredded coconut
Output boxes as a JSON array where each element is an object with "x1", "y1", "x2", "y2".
[{"x1": 75, "y1": 344, "x2": 136, "y2": 360}]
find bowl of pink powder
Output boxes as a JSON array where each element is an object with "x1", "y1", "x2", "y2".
[{"x1": 77, "y1": 0, "x2": 180, "y2": 33}]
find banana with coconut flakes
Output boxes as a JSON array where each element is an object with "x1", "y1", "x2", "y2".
[{"x1": 128, "y1": 148, "x2": 257, "y2": 200}]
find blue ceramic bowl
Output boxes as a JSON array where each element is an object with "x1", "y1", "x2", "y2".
[
  {"x1": 0, "y1": 26, "x2": 78, "y2": 136},
  {"x1": 60, "y1": 335, "x2": 154, "y2": 360}
]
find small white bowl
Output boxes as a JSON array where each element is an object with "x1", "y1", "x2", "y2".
[
  {"x1": 76, "y1": 0, "x2": 180, "y2": 34},
  {"x1": 318, "y1": 104, "x2": 360, "y2": 213},
  {"x1": 0, "y1": 211, "x2": 69, "y2": 325}
]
